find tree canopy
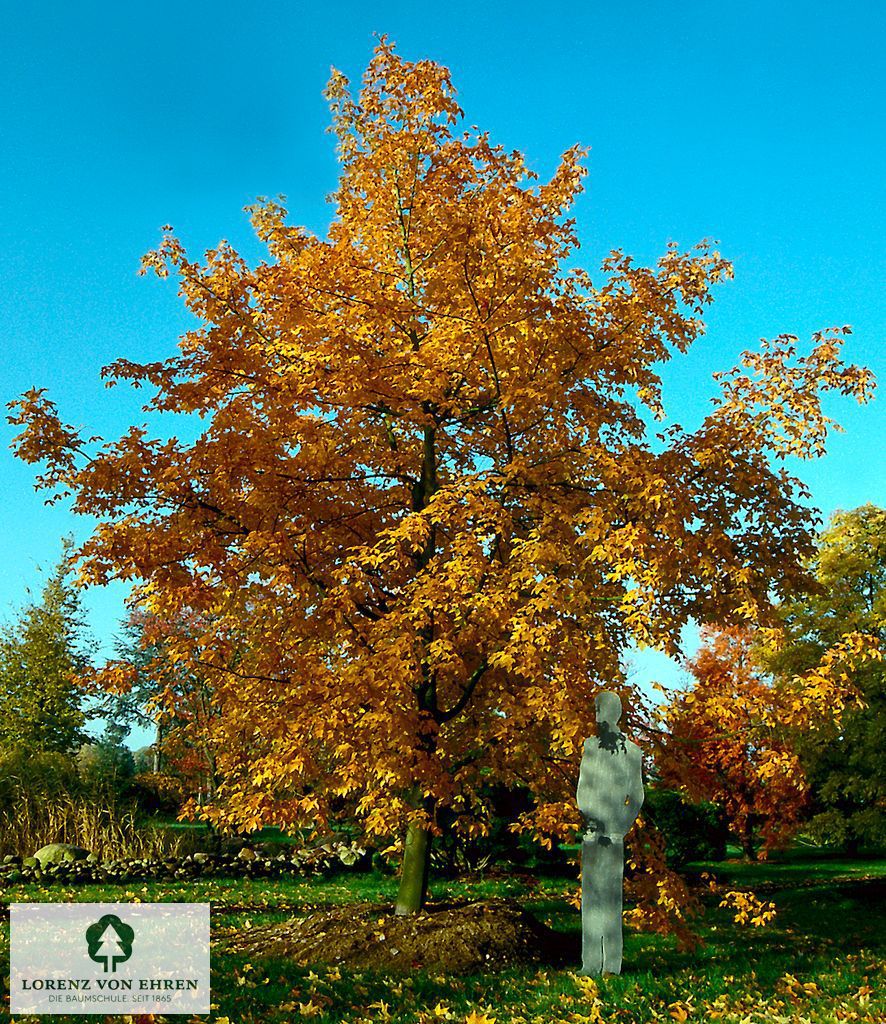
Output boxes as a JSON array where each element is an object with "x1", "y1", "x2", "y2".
[{"x1": 8, "y1": 41, "x2": 875, "y2": 916}]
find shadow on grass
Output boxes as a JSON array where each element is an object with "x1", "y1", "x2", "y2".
[{"x1": 530, "y1": 876, "x2": 885, "y2": 979}]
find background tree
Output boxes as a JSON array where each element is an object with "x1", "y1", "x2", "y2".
[
  {"x1": 763, "y1": 504, "x2": 885, "y2": 850},
  {"x1": 96, "y1": 606, "x2": 227, "y2": 802},
  {"x1": 9, "y1": 41, "x2": 874, "y2": 920},
  {"x1": 656, "y1": 626, "x2": 809, "y2": 859},
  {"x1": 76, "y1": 720, "x2": 136, "y2": 794},
  {"x1": 0, "y1": 541, "x2": 90, "y2": 753},
  {"x1": 94, "y1": 613, "x2": 168, "y2": 773}
]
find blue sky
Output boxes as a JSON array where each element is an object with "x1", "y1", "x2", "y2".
[{"x1": 1, "y1": 1, "x2": 883, "y2": 740}]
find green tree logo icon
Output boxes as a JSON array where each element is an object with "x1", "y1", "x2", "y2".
[{"x1": 85, "y1": 914, "x2": 135, "y2": 973}]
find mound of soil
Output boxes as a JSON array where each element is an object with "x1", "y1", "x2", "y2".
[{"x1": 224, "y1": 898, "x2": 577, "y2": 974}]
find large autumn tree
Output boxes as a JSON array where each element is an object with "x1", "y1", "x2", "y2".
[{"x1": 9, "y1": 41, "x2": 874, "y2": 916}]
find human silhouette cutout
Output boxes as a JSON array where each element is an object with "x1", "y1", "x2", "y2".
[{"x1": 576, "y1": 690, "x2": 644, "y2": 975}]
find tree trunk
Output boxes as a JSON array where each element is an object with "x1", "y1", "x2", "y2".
[
  {"x1": 395, "y1": 819, "x2": 433, "y2": 915},
  {"x1": 740, "y1": 822, "x2": 757, "y2": 861},
  {"x1": 152, "y1": 721, "x2": 164, "y2": 773},
  {"x1": 393, "y1": 386, "x2": 438, "y2": 918}
]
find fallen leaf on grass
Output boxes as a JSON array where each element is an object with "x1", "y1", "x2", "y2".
[
  {"x1": 464, "y1": 1011, "x2": 497, "y2": 1024},
  {"x1": 668, "y1": 1001, "x2": 693, "y2": 1022}
]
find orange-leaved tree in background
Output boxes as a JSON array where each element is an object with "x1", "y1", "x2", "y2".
[
  {"x1": 656, "y1": 625, "x2": 809, "y2": 859},
  {"x1": 8, "y1": 40, "x2": 875, "y2": 920},
  {"x1": 655, "y1": 622, "x2": 879, "y2": 861}
]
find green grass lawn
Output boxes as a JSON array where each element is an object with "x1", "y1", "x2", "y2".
[{"x1": 2, "y1": 856, "x2": 883, "y2": 1023}]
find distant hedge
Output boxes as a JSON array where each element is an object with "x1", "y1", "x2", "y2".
[{"x1": 643, "y1": 787, "x2": 729, "y2": 866}]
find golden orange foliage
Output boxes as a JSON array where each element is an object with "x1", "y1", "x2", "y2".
[
  {"x1": 624, "y1": 816, "x2": 702, "y2": 949},
  {"x1": 7, "y1": 41, "x2": 874, "y2": 925},
  {"x1": 717, "y1": 889, "x2": 777, "y2": 927}
]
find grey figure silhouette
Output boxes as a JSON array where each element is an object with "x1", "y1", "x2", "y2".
[{"x1": 576, "y1": 690, "x2": 644, "y2": 975}]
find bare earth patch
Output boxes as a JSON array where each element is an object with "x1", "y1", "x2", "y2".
[{"x1": 224, "y1": 898, "x2": 576, "y2": 974}]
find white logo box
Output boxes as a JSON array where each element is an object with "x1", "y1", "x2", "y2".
[{"x1": 10, "y1": 902, "x2": 210, "y2": 1015}]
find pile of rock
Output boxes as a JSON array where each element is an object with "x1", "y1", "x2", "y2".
[{"x1": 1, "y1": 840, "x2": 368, "y2": 885}]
